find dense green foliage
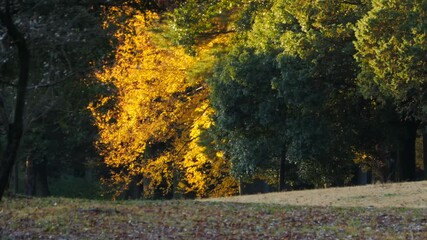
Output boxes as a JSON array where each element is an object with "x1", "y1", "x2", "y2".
[
  {"x1": 254, "y1": 0, "x2": 368, "y2": 186},
  {"x1": 208, "y1": 0, "x2": 369, "y2": 186},
  {"x1": 209, "y1": 46, "x2": 286, "y2": 178},
  {"x1": 355, "y1": 0, "x2": 426, "y2": 122},
  {"x1": 353, "y1": 0, "x2": 426, "y2": 181},
  {"x1": 197, "y1": 0, "x2": 425, "y2": 187}
]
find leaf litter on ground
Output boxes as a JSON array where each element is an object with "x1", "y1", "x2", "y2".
[{"x1": 1, "y1": 196, "x2": 426, "y2": 239}]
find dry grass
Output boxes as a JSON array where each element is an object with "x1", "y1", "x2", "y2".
[{"x1": 202, "y1": 181, "x2": 427, "y2": 208}]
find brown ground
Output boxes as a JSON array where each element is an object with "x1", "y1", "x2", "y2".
[{"x1": 202, "y1": 180, "x2": 427, "y2": 208}]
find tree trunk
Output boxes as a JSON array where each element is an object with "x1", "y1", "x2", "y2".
[
  {"x1": 35, "y1": 160, "x2": 50, "y2": 197},
  {"x1": 0, "y1": 1, "x2": 30, "y2": 201},
  {"x1": 278, "y1": 155, "x2": 286, "y2": 191},
  {"x1": 153, "y1": 177, "x2": 174, "y2": 200},
  {"x1": 397, "y1": 121, "x2": 417, "y2": 181},
  {"x1": 24, "y1": 157, "x2": 36, "y2": 196},
  {"x1": 127, "y1": 176, "x2": 143, "y2": 199},
  {"x1": 14, "y1": 161, "x2": 19, "y2": 193},
  {"x1": 0, "y1": 129, "x2": 25, "y2": 200},
  {"x1": 423, "y1": 126, "x2": 427, "y2": 180}
]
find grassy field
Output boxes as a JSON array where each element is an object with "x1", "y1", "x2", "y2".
[
  {"x1": 204, "y1": 181, "x2": 427, "y2": 208},
  {"x1": 0, "y1": 182, "x2": 426, "y2": 239}
]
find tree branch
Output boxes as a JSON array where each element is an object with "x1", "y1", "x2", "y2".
[
  {"x1": 26, "y1": 73, "x2": 75, "y2": 90},
  {"x1": 340, "y1": 0, "x2": 365, "y2": 6},
  {"x1": 0, "y1": 80, "x2": 17, "y2": 87}
]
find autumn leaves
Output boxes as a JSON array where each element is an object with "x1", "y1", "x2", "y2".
[{"x1": 89, "y1": 9, "x2": 236, "y2": 199}]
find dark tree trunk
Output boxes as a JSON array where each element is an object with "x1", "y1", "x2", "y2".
[
  {"x1": 278, "y1": 155, "x2": 286, "y2": 191},
  {"x1": 397, "y1": 121, "x2": 417, "y2": 181},
  {"x1": 240, "y1": 179, "x2": 269, "y2": 194},
  {"x1": 0, "y1": 0, "x2": 30, "y2": 201},
  {"x1": 24, "y1": 157, "x2": 36, "y2": 196},
  {"x1": 153, "y1": 178, "x2": 174, "y2": 200},
  {"x1": 35, "y1": 160, "x2": 50, "y2": 197},
  {"x1": 14, "y1": 161, "x2": 19, "y2": 193},
  {"x1": 126, "y1": 176, "x2": 143, "y2": 199},
  {"x1": 423, "y1": 126, "x2": 427, "y2": 180},
  {"x1": 0, "y1": 120, "x2": 25, "y2": 200}
]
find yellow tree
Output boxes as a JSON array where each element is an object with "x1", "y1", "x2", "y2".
[
  {"x1": 180, "y1": 102, "x2": 238, "y2": 198},
  {"x1": 89, "y1": 7, "x2": 236, "y2": 199}
]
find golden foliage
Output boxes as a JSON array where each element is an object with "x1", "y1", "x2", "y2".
[
  {"x1": 180, "y1": 103, "x2": 238, "y2": 197},
  {"x1": 89, "y1": 10, "x2": 236, "y2": 199}
]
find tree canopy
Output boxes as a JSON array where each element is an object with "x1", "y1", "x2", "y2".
[
  {"x1": 355, "y1": 0, "x2": 426, "y2": 123},
  {"x1": 89, "y1": 8, "x2": 237, "y2": 198},
  {"x1": 1, "y1": 0, "x2": 425, "y2": 200}
]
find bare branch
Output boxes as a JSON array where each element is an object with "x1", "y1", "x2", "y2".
[
  {"x1": 0, "y1": 80, "x2": 16, "y2": 87},
  {"x1": 26, "y1": 73, "x2": 75, "y2": 90},
  {"x1": 340, "y1": 0, "x2": 364, "y2": 6}
]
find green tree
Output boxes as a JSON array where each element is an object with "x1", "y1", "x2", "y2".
[
  {"x1": 210, "y1": 0, "x2": 373, "y2": 188},
  {"x1": 354, "y1": 0, "x2": 426, "y2": 180},
  {"x1": 208, "y1": 45, "x2": 287, "y2": 189},
  {"x1": 171, "y1": 0, "x2": 283, "y2": 190},
  {"x1": 170, "y1": 0, "x2": 270, "y2": 52},
  {"x1": 272, "y1": 0, "x2": 370, "y2": 186}
]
